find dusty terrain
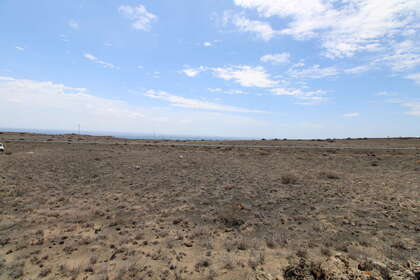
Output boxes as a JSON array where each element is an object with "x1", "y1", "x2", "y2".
[{"x1": 0, "y1": 132, "x2": 419, "y2": 279}]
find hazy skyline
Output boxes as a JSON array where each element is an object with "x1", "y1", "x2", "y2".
[{"x1": 1, "y1": 0, "x2": 419, "y2": 138}]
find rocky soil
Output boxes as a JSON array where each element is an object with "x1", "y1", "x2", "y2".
[{"x1": 0, "y1": 133, "x2": 419, "y2": 279}]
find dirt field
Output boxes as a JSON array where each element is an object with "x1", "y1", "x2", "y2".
[{"x1": 0, "y1": 132, "x2": 419, "y2": 279}]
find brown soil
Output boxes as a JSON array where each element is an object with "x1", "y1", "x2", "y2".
[{"x1": 0, "y1": 132, "x2": 419, "y2": 279}]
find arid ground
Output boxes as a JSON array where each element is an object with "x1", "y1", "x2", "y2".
[{"x1": 0, "y1": 132, "x2": 419, "y2": 279}]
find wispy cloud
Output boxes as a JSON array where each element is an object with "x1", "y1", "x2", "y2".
[
  {"x1": 0, "y1": 76, "x2": 270, "y2": 137},
  {"x1": 222, "y1": 12, "x2": 278, "y2": 41},
  {"x1": 182, "y1": 64, "x2": 328, "y2": 104},
  {"x1": 0, "y1": 76, "x2": 141, "y2": 123},
  {"x1": 15, "y1": 46, "x2": 24, "y2": 51},
  {"x1": 68, "y1": 19, "x2": 79, "y2": 30},
  {"x1": 208, "y1": 88, "x2": 248, "y2": 95},
  {"x1": 388, "y1": 99, "x2": 420, "y2": 116},
  {"x1": 287, "y1": 64, "x2": 338, "y2": 79},
  {"x1": 84, "y1": 53, "x2": 118, "y2": 69},
  {"x1": 260, "y1": 53, "x2": 290, "y2": 64},
  {"x1": 212, "y1": 65, "x2": 277, "y2": 88},
  {"x1": 343, "y1": 112, "x2": 360, "y2": 118},
  {"x1": 271, "y1": 87, "x2": 328, "y2": 105},
  {"x1": 376, "y1": 91, "x2": 396, "y2": 97},
  {"x1": 182, "y1": 65, "x2": 277, "y2": 88},
  {"x1": 344, "y1": 65, "x2": 372, "y2": 74},
  {"x1": 118, "y1": 4, "x2": 157, "y2": 31},
  {"x1": 182, "y1": 66, "x2": 207, "y2": 77},
  {"x1": 233, "y1": 0, "x2": 420, "y2": 59},
  {"x1": 406, "y1": 73, "x2": 420, "y2": 85},
  {"x1": 144, "y1": 89, "x2": 263, "y2": 113},
  {"x1": 381, "y1": 40, "x2": 420, "y2": 72}
]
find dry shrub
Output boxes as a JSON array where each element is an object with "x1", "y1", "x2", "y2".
[
  {"x1": 319, "y1": 171, "x2": 340, "y2": 180},
  {"x1": 236, "y1": 236, "x2": 250, "y2": 250},
  {"x1": 8, "y1": 262, "x2": 24, "y2": 279},
  {"x1": 223, "y1": 238, "x2": 236, "y2": 252},
  {"x1": 218, "y1": 206, "x2": 245, "y2": 228},
  {"x1": 321, "y1": 247, "x2": 332, "y2": 257},
  {"x1": 39, "y1": 267, "x2": 52, "y2": 277},
  {"x1": 281, "y1": 174, "x2": 298, "y2": 185},
  {"x1": 248, "y1": 250, "x2": 265, "y2": 269},
  {"x1": 190, "y1": 226, "x2": 211, "y2": 239},
  {"x1": 296, "y1": 249, "x2": 308, "y2": 258},
  {"x1": 195, "y1": 258, "x2": 212, "y2": 272},
  {"x1": 265, "y1": 231, "x2": 287, "y2": 248},
  {"x1": 221, "y1": 255, "x2": 235, "y2": 270},
  {"x1": 60, "y1": 259, "x2": 82, "y2": 278}
]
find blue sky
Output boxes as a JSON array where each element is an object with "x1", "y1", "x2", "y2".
[{"x1": 1, "y1": 0, "x2": 419, "y2": 138}]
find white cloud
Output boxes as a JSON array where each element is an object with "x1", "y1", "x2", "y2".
[
  {"x1": 208, "y1": 88, "x2": 248, "y2": 95},
  {"x1": 144, "y1": 89, "x2": 262, "y2": 113},
  {"x1": 208, "y1": 88, "x2": 223, "y2": 93},
  {"x1": 118, "y1": 4, "x2": 157, "y2": 31},
  {"x1": 388, "y1": 99, "x2": 420, "y2": 116},
  {"x1": 223, "y1": 12, "x2": 278, "y2": 40},
  {"x1": 212, "y1": 65, "x2": 277, "y2": 87},
  {"x1": 183, "y1": 64, "x2": 328, "y2": 103},
  {"x1": 0, "y1": 77, "x2": 15, "y2": 81},
  {"x1": 84, "y1": 53, "x2": 118, "y2": 69},
  {"x1": 15, "y1": 46, "x2": 24, "y2": 51},
  {"x1": 406, "y1": 73, "x2": 420, "y2": 85},
  {"x1": 260, "y1": 53, "x2": 290, "y2": 64},
  {"x1": 376, "y1": 91, "x2": 396, "y2": 96},
  {"x1": 227, "y1": 89, "x2": 247, "y2": 95},
  {"x1": 182, "y1": 66, "x2": 207, "y2": 77},
  {"x1": 343, "y1": 112, "x2": 360, "y2": 118},
  {"x1": 68, "y1": 19, "x2": 79, "y2": 30},
  {"x1": 202, "y1": 40, "x2": 220, "y2": 47},
  {"x1": 382, "y1": 40, "x2": 420, "y2": 72},
  {"x1": 288, "y1": 64, "x2": 338, "y2": 79},
  {"x1": 0, "y1": 76, "x2": 144, "y2": 129},
  {"x1": 0, "y1": 76, "x2": 271, "y2": 137},
  {"x1": 84, "y1": 53, "x2": 96, "y2": 60},
  {"x1": 344, "y1": 65, "x2": 372, "y2": 74},
  {"x1": 271, "y1": 87, "x2": 328, "y2": 105},
  {"x1": 182, "y1": 65, "x2": 277, "y2": 88},
  {"x1": 233, "y1": 0, "x2": 420, "y2": 58}
]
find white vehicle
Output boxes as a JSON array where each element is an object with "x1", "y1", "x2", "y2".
[{"x1": 0, "y1": 143, "x2": 4, "y2": 152}]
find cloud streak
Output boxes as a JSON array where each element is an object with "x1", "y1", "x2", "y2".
[
  {"x1": 260, "y1": 53, "x2": 290, "y2": 64},
  {"x1": 84, "y1": 53, "x2": 118, "y2": 69},
  {"x1": 144, "y1": 89, "x2": 263, "y2": 113},
  {"x1": 182, "y1": 65, "x2": 277, "y2": 88},
  {"x1": 233, "y1": 0, "x2": 420, "y2": 58},
  {"x1": 68, "y1": 19, "x2": 79, "y2": 30},
  {"x1": 182, "y1": 64, "x2": 328, "y2": 104},
  {"x1": 119, "y1": 4, "x2": 157, "y2": 31},
  {"x1": 343, "y1": 112, "x2": 360, "y2": 118},
  {"x1": 388, "y1": 99, "x2": 420, "y2": 116},
  {"x1": 406, "y1": 73, "x2": 420, "y2": 85},
  {"x1": 0, "y1": 76, "x2": 270, "y2": 137}
]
